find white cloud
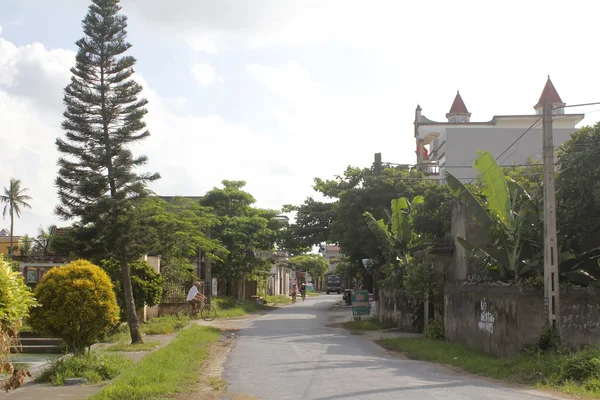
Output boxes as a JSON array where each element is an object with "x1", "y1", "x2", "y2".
[
  {"x1": 185, "y1": 35, "x2": 218, "y2": 54},
  {"x1": 0, "y1": 24, "x2": 3, "y2": 36},
  {"x1": 190, "y1": 63, "x2": 222, "y2": 86}
]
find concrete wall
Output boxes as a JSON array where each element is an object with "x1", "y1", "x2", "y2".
[
  {"x1": 445, "y1": 285, "x2": 600, "y2": 357},
  {"x1": 380, "y1": 287, "x2": 423, "y2": 333}
]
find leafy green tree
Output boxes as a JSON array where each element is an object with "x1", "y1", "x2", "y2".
[
  {"x1": 1, "y1": 178, "x2": 32, "y2": 255},
  {"x1": 288, "y1": 254, "x2": 330, "y2": 280},
  {"x1": 100, "y1": 258, "x2": 165, "y2": 321},
  {"x1": 411, "y1": 185, "x2": 453, "y2": 242},
  {"x1": 281, "y1": 198, "x2": 334, "y2": 252},
  {"x1": 0, "y1": 255, "x2": 37, "y2": 390},
  {"x1": 18, "y1": 235, "x2": 33, "y2": 257},
  {"x1": 556, "y1": 123, "x2": 600, "y2": 254},
  {"x1": 55, "y1": 0, "x2": 159, "y2": 344},
  {"x1": 29, "y1": 260, "x2": 120, "y2": 355},
  {"x1": 200, "y1": 181, "x2": 279, "y2": 286}
]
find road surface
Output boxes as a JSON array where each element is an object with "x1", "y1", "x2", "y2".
[{"x1": 224, "y1": 295, "x2": 564, "y2": 400}]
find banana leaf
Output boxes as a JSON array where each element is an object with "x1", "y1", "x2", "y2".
[
  {"x1": 473, "y1": 150, "x2": 513, "y2": 228},
  {"x1": 391, "y1": 197, "x2": 410, "y2": 243},
  {"x1": 456, "y1": 236, "x2": 511, "y2": 274},
  {"x1": 446, "y1": 172, "x2": 492, "y2": 231},
  {"x1": 562, "y1": 269, "x2": 597, "y2": 286}
]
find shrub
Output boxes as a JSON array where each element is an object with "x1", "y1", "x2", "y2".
[
  {"x1": 0, "y1": 255, "x2": 38, "y2": 390},
  {"x1": 560, "y1": 350, "x2": 600, "y2": 383},
  {"x1": 101, "y1": 258, "x2": 165, "y2": 321},
  {"x1": 423, "y1": 319, "x2": 445, "y2": 340},
  {"x1": 29, "y1": 259, "x2": 120, "y2": 354},
  {"x1": 37, "y1": 352, "x2": 132, "y2": 386}
]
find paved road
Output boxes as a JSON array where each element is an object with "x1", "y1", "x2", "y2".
[{"x1": 224, "y1": 295, "x2": 565, "y2": 400}]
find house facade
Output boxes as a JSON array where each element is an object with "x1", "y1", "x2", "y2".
[{"x1": 415, "y1": 77, "x2": 584, "y2": 182}]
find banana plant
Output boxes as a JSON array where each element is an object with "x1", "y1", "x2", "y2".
[
  {"x1": 362, "y1": 196, "x2": 423, "y2": 284},
  {"x1": 446, "y1": 150, "x2": 541, "y2": 281}
]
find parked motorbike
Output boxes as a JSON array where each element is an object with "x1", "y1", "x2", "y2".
[{"x1": 343, "y1": 289, "x2": 352, "y2": 305}]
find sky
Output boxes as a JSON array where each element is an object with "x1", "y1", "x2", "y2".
[{"x1": 2, "y1": 0, "x2": 600, "y2": 236}]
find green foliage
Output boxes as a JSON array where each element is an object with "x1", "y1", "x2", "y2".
[
  {"x1": 90, "y1": 325, "x2": 220, "y2": 400},
  {"x1": 29, "y1": 260, "x2": 120, "y2": 354},
  {"x1": 37, "y1": 352, "x2": 132, "y2": 386},
  {"x1": 403, "y1": 251, "x2": 441, "y2": 303},
  {"x1": 288, "y1": 254, "x2": 330, "y2": 279},
  {"x1": 281, "y1": 198, "x2": 333, "y2": 252},
  {"x1": 200, "y1": 180, "x2": 279, "y2": 282},
  {"x1": 423, "y1": 319, "x2": 444, "y2": 340},
  {"x1": 447, "y1": 151, "x2": 542, "y2": 282},
  {"x1": 107, "y1": 340, "x2": 160, "y2": 352},
  {"x1": 560, "y1": 351, "x2": 600, "y2": 383},
  {"x1": 411, "y1": 185, "x2": 453, "y2": 242},
  {"x1": 101, "y1": 258, "x2": 165, "y2": 321},
  {"x1": 0, "y1": 255, "x2": 38, "y2": 377}
]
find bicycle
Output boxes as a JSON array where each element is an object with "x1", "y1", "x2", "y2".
[{"x1": 176, "y1": 295, "x2": 217, "y2": 321}]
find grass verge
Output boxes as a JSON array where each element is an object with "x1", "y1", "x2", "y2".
[
  {"x1": 107, "y1": 340, "x2": 160, "y2": 352},
  {"x1": 101, "y1": 315, "x2": 190, "y2": 343},
  {"x1": 306, "y1": 291, "x2": 321, "y2": 297},
  {"x1": 90, "y1": 325, "x2": 220, "y2": 400},
  {"x1": 378, "y1": 337, "x2": 600, "y2": 398},
  {"x1": 343, "y1": 318, "x2": 395, "y2": 332},
  {"x1": 212, "y1": 296, "x2": 264, "y2": 318},
  {"x1": 265, "y1": 294, "x2": 292, "y2": 305},
  {"x1": 37, "y1": 352, "x2": 132, "y2": 386}
]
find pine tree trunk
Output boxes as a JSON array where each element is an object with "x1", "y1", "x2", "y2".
[
  {"x1": 120, "y1": 257, "x2": 143, "y2": 344},
  {"x1": 9, "y1": 207, "x2": 14, "y2": 255}
]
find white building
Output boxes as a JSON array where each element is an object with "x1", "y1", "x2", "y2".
[{"x1": 414, "y1": 77, "x2": 584, "y2": 182}]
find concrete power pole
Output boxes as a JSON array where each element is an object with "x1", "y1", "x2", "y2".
[{"x1": 542, "y1": 99, "x2": 560, "y2": 332}]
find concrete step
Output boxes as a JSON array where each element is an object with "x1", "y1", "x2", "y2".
[
  {"x1": 15, "y1": 337, "x2": 64, "y2": 346},
  {"x1": 11, "y1": 344, "x2": 65, "y2": 354}
]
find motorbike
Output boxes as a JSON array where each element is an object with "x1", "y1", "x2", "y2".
[{"x1": 343, "y1": 289, "x2": 352, "y2": 306}]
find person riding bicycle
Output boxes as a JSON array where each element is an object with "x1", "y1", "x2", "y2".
[
  {"x1": 186, "y1": 281, "x2": 206, "y2": 311},
  {"x1": 291, "y1": 283, "x2": 298, "y2": 302},
  {"x1": 299, "y1": 283, "x2": 306, "y2": 300}
]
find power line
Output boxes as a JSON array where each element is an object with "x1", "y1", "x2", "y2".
[{"x1": 495, "y1": 116, "x2": 543, "y2": 162}]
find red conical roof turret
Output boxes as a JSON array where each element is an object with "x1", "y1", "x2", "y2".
[
  {"x1": 534, "y1": 76, "x2": 565, "y2": 109},
  {"x1": 448, "y1": 91, "x2": 469, "y2": 114}
]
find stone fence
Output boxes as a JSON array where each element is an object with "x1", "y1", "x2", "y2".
[{"x1": 445, "y1": 284, "x2": 600, "y2": 357}]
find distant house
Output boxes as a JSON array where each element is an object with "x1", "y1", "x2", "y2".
[
  {"x1": 0, "y1": 228, "x2": 22, "y2": 256},
  {"x1": 14, "y1": 226, "x2": 69, "y2": 287}
]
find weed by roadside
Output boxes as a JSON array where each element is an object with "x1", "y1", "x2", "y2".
[
  {"x1": 141, "y1": 315, "x2": 189, "y2": 335},
  {"x1": 106, "y1": 340, "x2": 160, "y2": 352},
  {"x1": 265, "y1": 295, "x2": 292, "y2": 305},
  {"x1": 89, "y1": 325, "x2": 220, "y2": 399},
  {"x1": 36, "y1": 352, "x2": 132, "y2": 386},
  {"x1": 378, "y1": 337, "x2": 600, "y2": 398},
  {"x1": 212, "y1": 296, "x2": 263, "y2": 318}
]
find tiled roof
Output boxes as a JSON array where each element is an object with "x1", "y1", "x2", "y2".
[
  {"x1": 535, "y1": 77, "x2": 564, "y2": 108},
  {"x1": 448, "y1": 91, "x2": 469, "y2": 114}
]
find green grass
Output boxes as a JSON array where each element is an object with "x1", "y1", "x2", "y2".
[
  {"x1": 37, "y1": 352, "x2": 132, "y2": 386},
  {"x1": 306, "y1": 291, "x2": 321, "y2": 297},
  {"x1": 106, "y1": 340, "x2": 160, "y2": 352},
  {"x1": 212, "y1": 296, "x2": 263, "y2": 318},
  {"x1": 378, "y1": 337, "x2": 600, "y2": 398},
  {"x1": 266, "y1": 294, "x2": 292, "y2": 305},
  {"x1": 343, "y1": 318, "x2": 395, "y2": 332},
  {"x1": 90, "y1": 325, "x2": 221, "y2": 400},
  {"x1": 140, "y1": 315, "x2": 189, "y2": 335},
  {"x1": 100, "y1": 315, "x2": 190, "y2": 344}
]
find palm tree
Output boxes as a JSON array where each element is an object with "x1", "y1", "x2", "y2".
[{"x1": 0, "y1": 178, "x2": 32, "y2": 255}]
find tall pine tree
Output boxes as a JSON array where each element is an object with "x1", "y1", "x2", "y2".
[{"x1": 55, "y1": 0, "x2": 159, "y2": 344}]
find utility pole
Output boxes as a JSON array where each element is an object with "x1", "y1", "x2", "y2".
[
  {"x1": 205, "y1": 227, "x2": 212, "y2": 305},
  {"x1": 542, "y1": 98, "x2": 560, "y2": 332},
  {"x1": 374, "y1": 153, "x2": 382, "y2": 175}
]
